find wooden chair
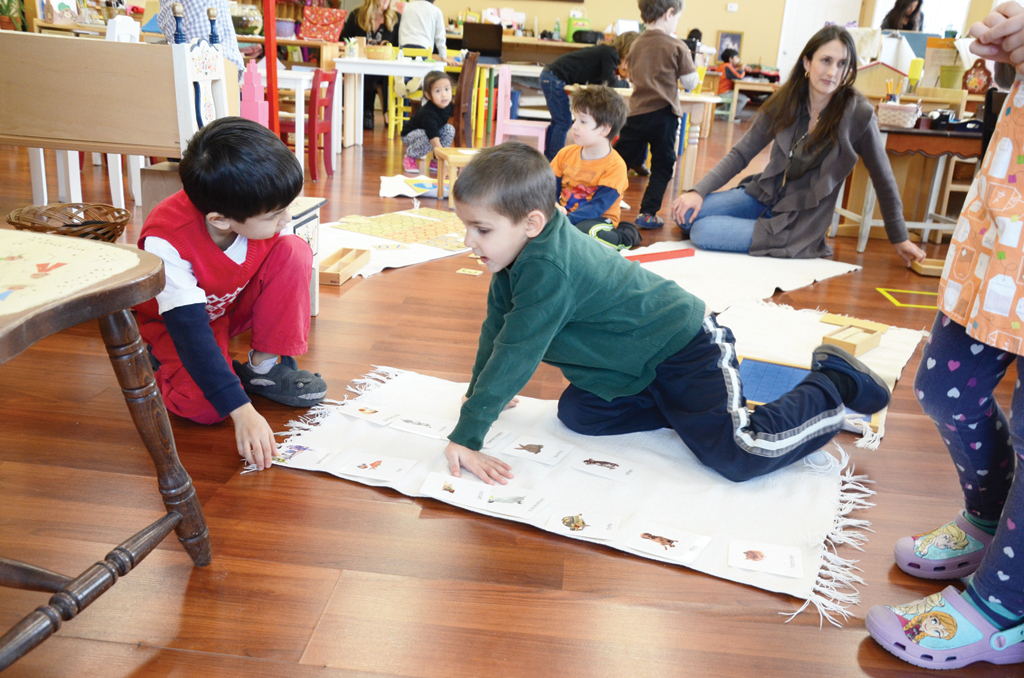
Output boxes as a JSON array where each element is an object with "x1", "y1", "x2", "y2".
[
  {"x1": 452, "y1": 51, "x2": 479, "y2": 148},
  {"x1": 493, "y1": 65, "x2": 549, "y2": 153},
  {"x1": 434, "y1": 147, "x2": 476, "y2": 207},
  {"x1": 280, "y1": 68, "x2": 337, "y2": 181},
  {"x1": 171, "y1": 6, "x2": 232, "y2": 154},
  {"x1": 0, "y1": 230, "x2": 211, "y2": 672}
]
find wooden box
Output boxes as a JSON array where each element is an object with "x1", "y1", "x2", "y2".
[
  {"x1": 318, "y1": 247, "x2": 369, "y2": 285},
  {"x1": 911, "y1": 258, "x2": 945, "y2": 277},
  {"x1": 823, "y1": 325, "x2": 882, "y2": 356}
]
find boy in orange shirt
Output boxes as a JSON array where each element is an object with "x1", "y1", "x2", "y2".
[
  {"x1": 550, "y1": 86, "x2": 641, "y2": 249},
  {"x1": 716, "y1": 48, "x2": 748, "y2": 121}
]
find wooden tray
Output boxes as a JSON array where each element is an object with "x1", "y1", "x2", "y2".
[
  {"x1": 911, "y1": 258, "x2": 944, "y2": 277},
  {"x1": 318, "y1": 247, "x2": 369, "y2": 285}
]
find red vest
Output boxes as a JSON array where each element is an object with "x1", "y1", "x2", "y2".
[{"x1": 136, "y1": 191, "x2": 277, "y2": 333}]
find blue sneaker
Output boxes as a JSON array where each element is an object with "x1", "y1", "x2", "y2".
[
  {"x1": 811, "y1": 344, "x2": 890, "y2": 414},
  {"x1": 635, "y1": 213, "x2": 664, "y2": 230}
]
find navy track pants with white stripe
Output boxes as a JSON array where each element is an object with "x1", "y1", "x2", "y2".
[{"x1": 557, "y1": 316, "x2": 847, "y2": 482}]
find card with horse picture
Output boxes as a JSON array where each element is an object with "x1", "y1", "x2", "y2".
[
  {"x1": 571, "y1": 453, "x2": 639, "y2": 482},
  {"x1": 419, "y1": 471, "x2": 491, "y2": 509},
  {"x1": 499, "y1": 435, "x2": 572, "y2": 466},
  {"x1": 339, "y1": 454, "x2": 417, "y2": 483},
  {"x1": 625, "y1": 522, "x2": 712, "y2": 565},
  {"x1": 388, "y1": 412, "x2": 456, "y2": 439},
  {"x1": 336, "y1": 400, "x2": 401, "y2": 426},
  {"x1": 727, "y1": 539, "x2": 804, "y2": 579},
  {"x1": 546, "y1": 509, "x2": 621, "y2": 540}
]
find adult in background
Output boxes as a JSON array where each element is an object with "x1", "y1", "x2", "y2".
[
  {"x1": 672, "y1": 25, "x2": 926, "y2": 264},
  {"x1": 398, "y1": 0, "x2": 457, "y2": 66},
  {"x1": 158, "y1": 0, "x2": 244, "y2": 74},
  {"x1": 881, "y1": 0, "x2": 924, "y2": 31},
  {"x1": 341, "y1": 0, "x2": 401, "y2": 130},
  {"x1": 539, "y1": 32, "x2": 638, "y2": 161}
]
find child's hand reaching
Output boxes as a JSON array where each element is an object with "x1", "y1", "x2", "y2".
[
  {"x1": 970, "y1": 2, "x2": 1024, "y2": 72},
  {"x1": 230, "y1": 402, "x2": 277, "y2": 471},
  {"x1": 444, "y1": 440, "x2": 514, "y2": 484}
]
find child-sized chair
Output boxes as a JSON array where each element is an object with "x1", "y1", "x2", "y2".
[
  {"x1": 388, "y1": 47, "x2": 432, "y2": 140},
  {"x1": 493, "y1": 65, "x2": 548, "y2": 153},
  {"x1": 452, "y1": 51, "x2": 479, "y2": 147},
  {"x1": 279, "y1": 68, "x2": 337, "y2": 181}
]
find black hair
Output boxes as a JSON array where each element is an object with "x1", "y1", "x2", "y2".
[
  {"x1": 686, "y1": 28, "x2": 701, "y2": 42},
  {"x1": 453, "y1": 142, "x2": 556, "y2": 221},
  {"x1": 178, "y1": 117, "x2": 303, "y2": 222},
  {"x1": 638, "y1": 0, "x2": 682, "y2": 24},
  {"x1": 571, "y1": 86, "x2": 629, "y2": 140},
  {"x1": 720, "y1": 48, "x2": 738, "y2": 62},
  {"x1": 422, "y1": 70, "x2": 453, "y2": 103}
]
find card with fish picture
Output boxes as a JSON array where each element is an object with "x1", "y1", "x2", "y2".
[
  {"x1": 419, "y1": 472, "x2": 491, "y2": 509},
  {"x1": 727, "y1": 540, "x2": 803, "y2": 579},
  {"x1": 545, "y1": 509, "x2": 621, "y2": 540},
  {"x1": 339, "y1": 454, "x2": 417, "y2": 483},
  {"x1": 571, "y1": 453, "x2": 639, "y2": 482},
  {"x1": 499, "y1": 435, "x2": 572, "y2": 465},
  {"x1": 336, "y1": 400, "x2": 401, "y2": 426},
  {"x1": 388, "y1": 412, "x2": 456, "y2": 439},
  {"x1": 482, "y1": 487, "x2": 549, "y2": 519},
  {"x1": 625, "y1": 522, "x2": 712, "y2": 565}
]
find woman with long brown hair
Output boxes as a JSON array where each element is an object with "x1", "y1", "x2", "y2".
[
  {"x1": 341, "y1": 0, "x2": 401, "y2": 130},
  {"x1": 881, "y1": 0, "x2": 924, "y2": 32},
  {"x1": 671, "y1": 25, "x2": 926, "y2": 263}
]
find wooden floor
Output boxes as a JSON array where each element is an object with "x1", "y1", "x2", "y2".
[{"x1": 0, "y1": 117, "x2": 1014, "y2": 677}]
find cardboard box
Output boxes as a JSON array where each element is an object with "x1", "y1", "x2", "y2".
[{"x1": 318, "y1": 247, "x2": 369, "y2": 285}]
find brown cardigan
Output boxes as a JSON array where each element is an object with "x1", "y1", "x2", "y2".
[{"x1": 690, "y1": 95, "x2": 910, "y2": 258}]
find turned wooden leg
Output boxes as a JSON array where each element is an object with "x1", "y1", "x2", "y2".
[
  {"x1": 98, "y1": 310, "x2": 211, "y2": 567},
  {"x1": 0, "y1": 513, "x2": 182, "y2": 671},
  {"x1": 0, "y1": 558, "x2": 72, "y2": 593}
]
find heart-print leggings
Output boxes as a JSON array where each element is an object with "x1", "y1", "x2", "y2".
[{"x1": 915, "y1": 312, "x2": 1024, "y2": 615}]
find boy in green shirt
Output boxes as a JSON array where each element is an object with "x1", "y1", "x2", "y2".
[{"x1": 445, "y1": 142, "x2": 891, "y2": 485}]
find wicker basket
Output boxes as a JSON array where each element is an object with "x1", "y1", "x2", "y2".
[
  {"x1": 364, "y1": 43, "x2": 396, "y2": 60},
  {"x1": 877, "y1": 102, "x2": 920, "y2": 129},
  {"x1": 6, "y1": 203, "x2": 132, "y2": 243}
]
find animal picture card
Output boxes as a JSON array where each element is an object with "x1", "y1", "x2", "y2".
[
  {"x1": 420, "y1": 472, "x2": 491, "y2": 510},
  {"x1": 482, "y1": 486, "x2": 549, "y2": 519},
  {"x1": 546, "y1": 509, "x2": 621, "y2": 540},
  {"x1": 271, "y1": 444, "x2": 350, "y2": 475},
  {"x1": 481, "y1": 427, "x2": 513, "y2": 449},
  {"x1": 339, "y1": 454, "x2": 417, "y2": 483},
  {"x1": 500, "y1": 435, "x2": 572, "y2": 466},
  {"x1": 571, "y1": 454, "x2": 639, "y2": 483},
  {"x1": 389, "y1": 412, "x2": 456, "y2": 439},
  {"x1": 336, "y1": 400, "x2": 401, "y2": 426},
  {"x1": 727, "y1": 539, "x2": 804, "y2": 579},
  {"x1": 625, "y1": 522, "x2": 712, "y2": 565}
]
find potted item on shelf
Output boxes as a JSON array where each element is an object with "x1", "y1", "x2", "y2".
[
  {"x1": 230, "y1": 2, "x2": 262, "y2": 35},
  {"x1": 0, "y1": 0, "x2": 24, "y2": 29},
  {"x1": 276, "y1": 16, "x2": 295, "y2": 38}
]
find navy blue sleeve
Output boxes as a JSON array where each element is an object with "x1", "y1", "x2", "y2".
[
  {"x1": 162, "y1": 302, "x2": 250, "y2": 418},
  {"x1": 566, "y1": 185, "x2": 621, "y2": 223}
]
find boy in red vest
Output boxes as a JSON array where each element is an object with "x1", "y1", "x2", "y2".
[{"x1": 136, "y1": 117, "x2": 326, "y2": 472}]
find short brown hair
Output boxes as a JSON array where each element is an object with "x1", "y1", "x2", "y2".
[
  {"x1": 638, "y1": 0, "x2": 682, "y2": 24},
  {"x1": 605, "y1": 31, "x2": 638, "y2": 63},
  {"x1": 570, "y1": 86, "x2": 629, "y2": 140},
  {"x1": 453, "y1": 142, "x2": 556, "y2": 222}
]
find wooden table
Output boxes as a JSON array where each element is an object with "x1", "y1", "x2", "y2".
[
  {"x1": 445, "y1": 32, "x2": 586, "y2": 65},
  {"x1": 237, "y1": 34, "x2": 343, "y2": 71},
  {"x1": 0, "y1": 230, "x2": 210, "y2": 672},
  {"x1": 849, "y1": 127, "x2": 983, "y2": 251},
  {"x1": 728, "y1": 80, "x2": 780, "y2": 124}
]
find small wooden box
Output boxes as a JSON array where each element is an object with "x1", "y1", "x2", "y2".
[
  {"x1": 318, "y1": 247, "x2": 369, "y2": 285},
  {"x1": 911, "y1": 258, "x2": 945, "y2": 277},
  {"x1": 823, "y1": 325, "x2": 882, "y2": 356}
]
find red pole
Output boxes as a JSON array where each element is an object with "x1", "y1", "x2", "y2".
[{"x1": 263, "y1": 0, "x2": 279, "y2": 134}]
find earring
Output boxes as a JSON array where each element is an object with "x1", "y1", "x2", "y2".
[{"x1": 804, "y1": 71, "x2": 809, "y2": 79}]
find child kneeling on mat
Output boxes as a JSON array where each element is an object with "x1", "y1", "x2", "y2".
[
  {"x1": 137, "y1": 117, "x2": 327, "y2": 473},
  {"x1": 551, "y1": 85, "x2": 641, "y2": 250},
  {"x1": 401, "y1": 70, "x2": 454, "y2": 175},
  {"x1": 444, "y1": 142, "x2": 890, "y2": 486}
]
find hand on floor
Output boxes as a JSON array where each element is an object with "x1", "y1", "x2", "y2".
[
  {"x1": 231, "y1": 403, "x2": 277, "y2": 471},
  {"x1": 445, "y1": 441, "x2": 514, "y2": 485}
]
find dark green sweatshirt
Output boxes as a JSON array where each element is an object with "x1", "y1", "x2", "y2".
[{"x1": 449, "y1": 210, "x2": 706, "y2": 450}]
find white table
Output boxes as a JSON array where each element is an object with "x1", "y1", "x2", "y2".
[
  {"x1": 258, "y1": 67, "x2": 314, "y2": 176},
  {"x1": 331, "y1": 57, "x2": 446, "y2": 151}
]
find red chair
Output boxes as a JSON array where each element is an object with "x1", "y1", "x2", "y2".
[{"x1": 279, "y1": 68, "x2": 337, "y2": 181}]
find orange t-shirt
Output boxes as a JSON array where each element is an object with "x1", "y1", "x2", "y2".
[
  {"x1": 551, "y1": 145, "x2": 629, "y2": 225},
  {"x1": 717, "y1": 63, "x2": 746, "y2": 95}
]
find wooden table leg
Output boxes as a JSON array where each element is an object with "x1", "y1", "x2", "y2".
[{"x1": 98, "y1": 310, "x2": 211, "y2": 568}]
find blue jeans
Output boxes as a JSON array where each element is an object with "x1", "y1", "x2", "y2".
[
  {"x1": 540, "y1": 69, "x2": 571, "y2": 161},
  {"x1": 684, "y1": 187, "x2": 769, "y2": 253},
  {"x1": 915, "y1": 312, "x2": 1024, "y2": 615}
]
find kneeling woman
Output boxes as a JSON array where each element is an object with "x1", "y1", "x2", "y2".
[{"x1": 672, "y1": 26, "x2": 925, "y2": 264}]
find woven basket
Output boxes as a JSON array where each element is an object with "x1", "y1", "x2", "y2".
[
  {"x1": 6, "y1": 203, "x2": 131, "y2": 243},
  {"x1": 364, "y1": 44, "x2": 396, "y2": 60},
  {"x1": 877, "y1": 102, "x2": 920, "y2": 129}
]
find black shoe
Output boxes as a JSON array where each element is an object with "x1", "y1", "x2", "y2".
[
  {"x1": 363, "y1": 113, "x2": 374, "y2": 131},
  {"x1": 631, "y1": 164, "x2": 650, "y2": 177},
  {"x1": 617, "y1": 221, "x2": 642, "y2": 248},
  {"x1": 811, "y1": 344, "x2": 891, "y2": 414}
]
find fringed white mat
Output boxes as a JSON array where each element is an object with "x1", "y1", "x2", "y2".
[
  {"x1": 279, "y1": 367, "x2": 876, "y2": 626},
  {"x1": 625, "y1": 241, "x2": 861, "y2": 313},
  {"x1": 717, "y1": 300, "x2": 928, "y2": 447}
]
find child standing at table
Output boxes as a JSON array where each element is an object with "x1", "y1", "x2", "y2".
[
  {"x1": 401, "y1": 70, "x2": 454, "y2": 174},
  {"x1": 551, "y1": 86, "x2": 641, "y2": 249},
  {"x1": 864, "y1": 2, "x2": 1024, "y2": 669},
  {"x1": 613, "y1": 0, "x2": 699, "y2": 229}
]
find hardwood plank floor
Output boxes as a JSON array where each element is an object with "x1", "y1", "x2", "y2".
[{"x1": 0, "y1": 116, "x2": 1014, "y2": 677}]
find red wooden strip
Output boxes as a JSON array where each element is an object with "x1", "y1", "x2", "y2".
[{"x1": 624, "y1": 248, "x2": 696, "y2": 263}]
